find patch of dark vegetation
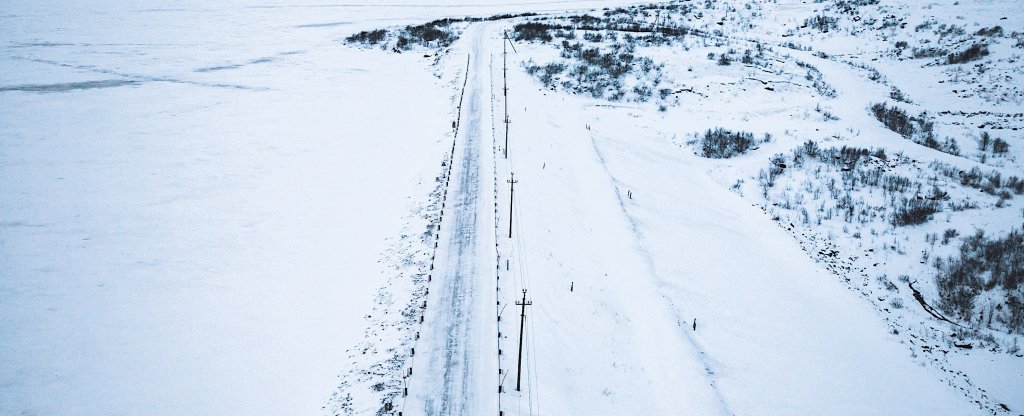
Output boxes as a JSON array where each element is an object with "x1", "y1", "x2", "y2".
[
  {"x1": 947, "y1": 43, "x2": 989, "y2": 65},
  {"x1": 869, "y1": 102, "x2": 962, "y2": 154},
  {"x1": 889, "y1": 86, "x2": 912, "y2": 103},
  {"x1": 698, "y1": 128, "x2": 768, "y2": 159},
  {"x1": 756, "y1": 142, "x2": 966, "y2": 227},
  {"x1": 892, "y1": 197, "x2": 941, "y2": 226},
  {"x1": 936, "y1": 226, "x2": 1024, "y2": 333},
  {"x1": 404, "y1": 20, "x2": 458, "y2": 48},
  {"x1": 834, "y1": 0, "x2": 879, "y2": 10},
  {"x1": 345, "y1": 18, "x2": 462, "y2": 51},
  {"x1": 477, "y1": 12, "x2": 539, "y2": 21},
  {"x1": 893, "y1": 40, "x2": 909, "y2": 56},
  {"x1": 513, "y1": 22, "x2": 556, "y2": 42},
  {"x1": 977, "y1": 131, "x2": 1012, "y2": 159},
  {"x1": 993, "y1": 137, "x2": 1010, "y2": 154},
  {"x1": 346, "y1": 29, "x2": 387, "y2": 45},
  {"x1": 512, "y1": 17, "x2": 689, "y2": 43},
  {"x1": 930, "y1": 162, "x2": 1024, "y2": 199},
  {"x1": 870, "y1": 102, "x2": 930, "y2": 139},
  {"x1": 524, "y1": 40, "x2": 665, "y2": 103},
  {"x1": 796, "y1": 61, "x2": 836, "y2": 98},
  {"x1": 513, "y1": 5, "x2": 712, "y2": 107},
  {"x1": 975, "y1": 26, "x2": 1003, "y2": 37},
  {"x1": 935, "y1": 23, "x2": 966, "y2": 39},
  {"x1": 911, "y1": 46, "x2": 948, "y2": 59},
  {"x1": 346, "y1": 11, "x2": 544, "y2": 50},
  {"x1": 803, "y1": 15, "x2": 839, "y2": 32}
]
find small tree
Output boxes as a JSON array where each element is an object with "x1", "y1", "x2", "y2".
[
  {"x1": 978, "y1": 131, "x2": 991, "y2": 152},
  {"x1": 992, "y1": 138, "x2": 1010, "y2": 155}
]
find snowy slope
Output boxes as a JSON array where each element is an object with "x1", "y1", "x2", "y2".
[
  {"x1": 343, "y1": 1, "x2": 1021, "y2": 414},
  {"x1": 493, "y1": 43, "x2": 981, "y2": 415}
]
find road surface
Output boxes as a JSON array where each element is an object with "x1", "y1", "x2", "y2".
[{"x1": 404, "y1": 23, "x2": 498, "y2": 416}]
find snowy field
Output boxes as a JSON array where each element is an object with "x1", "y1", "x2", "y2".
[{"x1": 3, "y1": 1, "x2": 1023, "y2": 416}]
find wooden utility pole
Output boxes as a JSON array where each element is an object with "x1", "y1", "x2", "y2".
[
  {"x1": 507, "y1": 172, "x2": 517, "y2": 238},
  {"x1": 515, "y1": 289, "x2": 532, "y2": 392},
  {"x1": 503, "y1": 31, "x2": 509, "y2": 159},
  {"x1": 502, "y1": 31, "x2": 516, "y2": 159}
]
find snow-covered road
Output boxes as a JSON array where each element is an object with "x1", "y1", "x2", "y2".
[{"x1": 404, "y1": 23, "x2": 498, "y2": 416}]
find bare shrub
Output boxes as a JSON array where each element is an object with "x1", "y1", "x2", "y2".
[
  {"x1": 700, "y1": 128, "x2": 756, "y2": 158},
  {"x1": 947, "y1": 43, "x2": 989, "y2": 64},
  {"x1": 936, "y1": 227, "x2": 1024, "y2": 333},
  {"x1": 892, "y1": 197, "x2": 940, "y2": 226}
]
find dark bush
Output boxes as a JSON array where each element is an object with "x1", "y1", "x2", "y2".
[
  {"x1": 947, "y1": 43, "x2": 989, "y2": 64},
  {"x1": 882, "y1": 175, "x2": 913, "y2": 193},
  {"x1": 347, "y1": 19, "x2": 460, "y2": 51},
  {"x1": 936, "y1": 23, "x2": 966, "y2": 38},
  {"x1": 701, "y1": 128, "x2": 756, "y2": 159},
  {"x1": 942, "y1": 228, "x2": 960, "y2": 245},
  {"x1": 482, "y1": 12, "x2": 538, "y2": 21},
  {"x1": 942, "y1": 137, "x2": 960, "y2": 156},
  {"x1": 889, "y1": 87, "x2": 911, "y2": 103},
  {"x1": 870, "y1": 102, "x2": 944, "y2": 152},
  {"x1": 802, "y1": 140, "x2": 820, "y2": 157},
  {"x1": 976, "y1": 26, "x2": 1003, "y2": 37},
  {"x1": 813, "y1": 145, "x2": 874, "y2": 169},
  {"x1": 804, "y1": 15, "x2": 839, "y2": 32},
  {"x1": 402, "y1": 19, "x2": 457, "y2": 49},
  {"x1": 936, "y1": 227, "x2": 1024, "y2": 333},
  {"x1": 524, "y1": 39, "x2": 663, "y2": 103},
  {"x1": 346, "y1": 29, "x2": 388, "y2": 45},
  {"x1": 992, "y1": 138, "x2": 1010, "y2": 155},
  {"x1": 871, "y1": 102, "x2": 916, "y2": 138},
  {"x1": 1006, "y1": 176, "x2": 1024, "y2": 194},
  {"x1": 978, "y1": 131, "x2": 992, "y2": 152},
  {"x1": 527, "y1": 62, "x2": 565, "y2": 87},
  {"x1": 892, "y1": 197, "x2": 940, "y2": 226},
  {"x1": 942, "y1": 165, "x2": 1021, "y2": 198},
  {"x1": 912, "y1": 46, "x2": 948, "y2": 59},
  {"x1": 741, "y1": 50, "x2": 754, "y2": 64},
  {"x1": 514, "y1": 22, "x2": 557, "y2": 42}
]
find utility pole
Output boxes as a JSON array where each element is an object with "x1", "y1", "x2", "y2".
[
  {"x1": 503, "y1": 31, "x2": 508, "y2": 159},
  {"x1": 515, "y1": 289, "x2": 532, "y2": 392},
  {"x1": 507, "y1": 172, "x2": 517, "y2": 238},
  {"x1": 502, "y1": 31, "x2": 516, "y2": 159}
]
